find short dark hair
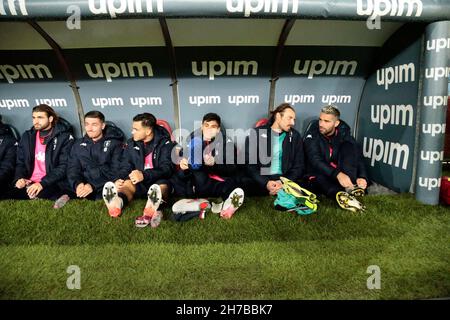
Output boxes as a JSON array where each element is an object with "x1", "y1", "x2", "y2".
[
  {"x1": 85, "y1": 110, "x2": 105, "y2": 122},
  {"x1": 202, "y1": 113, "x2": 221, "y2": 127},
  {"x1": 133, "y1": 113, "x2": 156, "y2": 129},
  {"x1": 32, "y1": 104, "x2": 59, "y2": 124},
  {"x1": 270, "y1": 103, "x2": 295, "y2": 121}
]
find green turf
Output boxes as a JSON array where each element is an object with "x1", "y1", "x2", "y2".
[{"x1": 0, "y1": 194, "x2": 449, "y2": 299}]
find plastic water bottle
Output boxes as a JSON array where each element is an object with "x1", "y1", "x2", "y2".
[{"x1": 188, "y1": 136, "x2": 203, "y2": 170}]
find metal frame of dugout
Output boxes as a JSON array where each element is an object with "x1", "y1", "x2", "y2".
[{"x1": 0, "y1": 0, "x2": 449, "y2": 204}]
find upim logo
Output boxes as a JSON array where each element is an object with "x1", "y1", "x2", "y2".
[
  {"x1": 420, "y1": 150, "x2": 444, "y2": 164},
  {"x1": 0, "y1": 64, "x2": 53, "y2": 84},
  {"x1": 293, "y1": 60, "x2": 357, "y2": 79},
  {"x1": 322, "y1": 95, "x2": 351, "y2": 105},
  {"x1": 85, "y1": 62, "x2": 153, "y2": 82},
  {"x1": 363, "y1": 137, "x2": 409, "y2": 169},
  {"x1": 226, "y1": 0, "x2": 299, "y2": 18},
  {"x1": 0, "y1": 98, "x2": 29, "y2": 110},
  {"x1": 425, "y1": 67, "x2": 450, "y2": 81},
  {"x1": 418, "y1": 177, "x2": 441, "y2": 191},
  {"x1": 376, "y1": 63, "x2": 415, "y2": 90},
  {"x1": 422, "y1": 123, "x2": 446, "y2": 137},
  {"x1": 426, "y1": 38, "x2": 450, "y2": 53},
  {"x1": 423, "y1": 96, "x2": 448, "y2": 109},
  {"x1": 89, "y1": 0, "x2": 163, "y2": 18},
  {"x1": 130, "y1": 96, "x2": 162, "y2": 108},
  {"x1": 370, "y1": 104, "x2": 413, "y2": 130},
  {"x1": 189, "y1": 95, "x2": 221, "y2": 107},
  {"x1": 0, "y1": 0, "x2": 28, "y2": 16},
  {"x1": 35, "y1": 98, "x2": 67, "y2": 108},
  {"x1": 284, "y1": 94, "x2": 315, "y2": 105},
  {"x1": 92, "y1": 97, "x2": 124, "y2": 109},
  {"x1": 357, "y1": 0, "x2": 423, "y2": 19},
  {"x1": 228, "y1": 95, "x2": 259, "y2": 106},
  {"x1": 192, "y1": 60, "x2": 258, "y2": 80}
]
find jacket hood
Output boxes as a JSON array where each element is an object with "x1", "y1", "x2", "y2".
[
  {"x1": 0, "y1": 122, "x2": 15, "y2": 137},
  {"x1": 153, "y1": 124, "x2": 171, "y2": 145},
  {"x1": 102, "y1": 124, "x2": 125, "y2": 141},
  {"x1": 26, "y1": 118, "x2": 73, "y2": 140},
  {"x1": 127, "y1": 124, "x2": 171, "y2": 147},
  {"x1": 52, "y1": 119, "x2": 73, "y2": 137}
]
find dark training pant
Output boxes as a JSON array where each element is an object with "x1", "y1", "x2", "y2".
[
  {"x1": 0, "y1": 181, "x2": 13, "y2": 200},
  {"x1": 239, "y1": 176, "x2": 268, "y2": 197},
  {"x1": 307, "y1": 141, "x2": 359, "y2": 199},
  {"x1": 191, "y1": 170, "x2": 238, "y2": 201},
  {"x1": 9, "y1": 184, "x2": 65, "y2": 201}
]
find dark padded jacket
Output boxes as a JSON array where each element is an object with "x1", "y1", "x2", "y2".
[
  {"x1": 0, "y1": 123, "x2": 18, "y2": 184},
  {"x1": 303, "y1": 119, "x2": 368, "y2": 180},
  {"x1": 185, "y1": 128, "x2": 238, "y2": 178},
  {"x1": 67, "y1": 125, "x2": 124, "y2": 191},
  {"x1": 14, "y1": 120, "x2": 74, "y2": 189},
  {"x1": 118, "y1": 125, "x2": 175, "y2": 187},
  {"x1": 244, "y1": 119, "x2": 305, "y2": 189}
]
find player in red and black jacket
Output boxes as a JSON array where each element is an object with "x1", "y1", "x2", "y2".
[
  {"x1": 177, "y1": 113, "x2": 240, "y2": 201},
  {"x1": 243, "y1": 103, "x2": 305, "y2": 196},
  {"x1": 303, "y1": 104, "x2": 368, "y2": 199},
  {"x1": 0, "y1": 115, "x2": 18, "y2": 199},
  {"x1": 100, "y1": 112, "x2": 175, "y2": 218},
  {"x1": 67, "y1": 111, "x2": 124, "y2": 200},
  {"x1": 11, "y1": 105, "x2": 74, "y2": 201}
]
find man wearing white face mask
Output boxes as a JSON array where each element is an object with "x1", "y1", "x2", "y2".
[{"x1": 178, "y1": 113, "x2": 244, "y2": 219}]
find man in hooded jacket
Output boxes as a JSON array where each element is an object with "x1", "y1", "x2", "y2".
[
  {"x1": 101, "y1": 113, "x2": 174, "y2": 221},
  {"x1": 67, "y1": 110, "x2": 124, "y2": 201},
  {"x1": 244, "y1": 103, "x2": 305, "y2": 196},
  {"x1": 11, "y1": 104, "x2": 74, "y2": 201},
  {"x1": 0, "y1": 115, "x2": 18, "y2": 199},
  {"x1": 303, "y1": 104, "x2": 368, "y2": 208},
  {"x1": 176, "y1": 113, "x2": 244, "y2": 219}
]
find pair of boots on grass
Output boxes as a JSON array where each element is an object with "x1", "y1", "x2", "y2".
[{"x1": 102, "y1": 182, "x2": 245, "y2": 227}]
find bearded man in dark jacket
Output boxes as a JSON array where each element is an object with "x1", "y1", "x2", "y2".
[
  {"x1": 303, "y1": 105, "x2": 368, "y2": 210},
  {"x1": 244, "y1": 103, "x2": 305, "y2": 196},
  {"x1": 11, "y1": 104, "x2": 74, "y2": 201}
]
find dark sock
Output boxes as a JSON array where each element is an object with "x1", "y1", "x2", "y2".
[{"x1": 118, "y1": 193, "x2": 128, "y2": 208}]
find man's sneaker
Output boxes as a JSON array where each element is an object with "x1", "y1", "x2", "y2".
[
  {"x1": 143, "y1": 184, "x2": 162, "y2": 217},
  {"x1": 102, "y1": 182, "x2": 122, "y2": 218},
  {"x1": 53, "y1": 194, "x2": 70, "y2": 209},
  {"x1": 349, "y1": 186, "x2": 365, "y2": 198},
  {"x1": 220, "y1": 188, "x2": 244, "y2": 220},
  {"x1": 336, "y1": 191, "x2": 366, "y2": 213},
  {"x1": 171, "y1": 199, "x2": 210, "y2": 222},
  {"x1": 199, "y1": 202, "x2": 209, "y2": 220},
  {"x1": 135, "y1": 215, "x2": 152, "y2": 228},
  {"x1": 150, "y1": 210, "x2": 163, "y2": 228},
  {"x1": 211, "y1": 199, "x2": 224, "y2": 214}
]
